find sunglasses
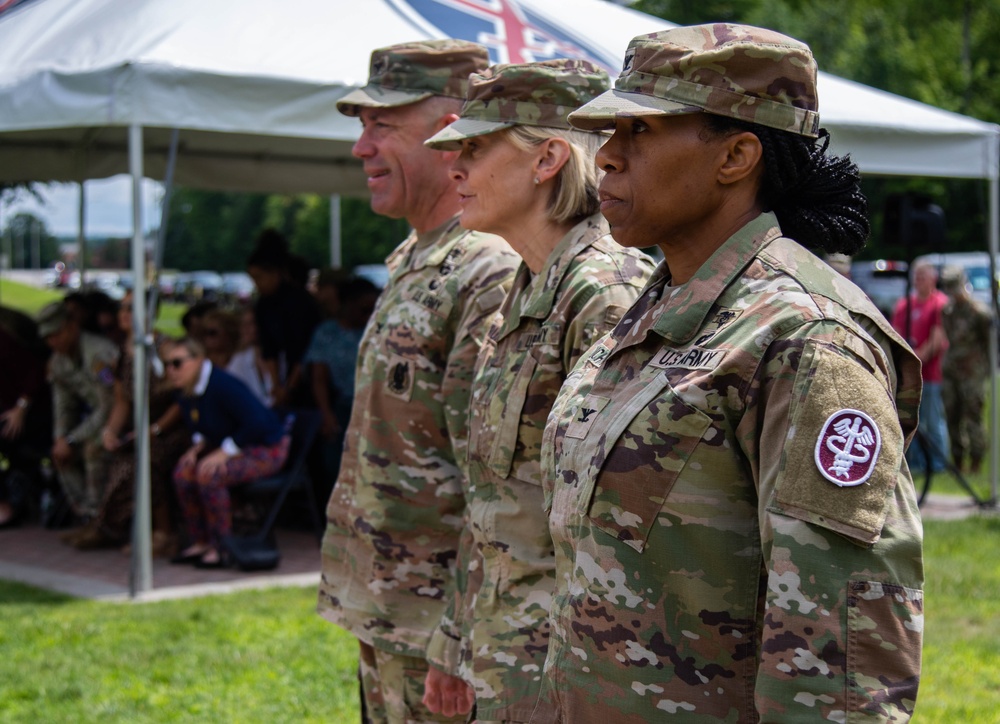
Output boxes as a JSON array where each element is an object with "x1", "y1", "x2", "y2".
[{"x1": 164, "y1": 356, "x2": 191, "y2": 370}]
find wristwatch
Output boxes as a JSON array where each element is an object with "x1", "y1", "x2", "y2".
[
  {"x1": 151, "y1": 423, "x2": 162, "y2": 437},
  {"x1": 15, "y1": 397, "x2": 29, "y2": 410}
]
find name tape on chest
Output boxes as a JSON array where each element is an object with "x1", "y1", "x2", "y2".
[
  {"x1": 814, "y1": 408, "x2": 882, "y2": 487},
  {"x1": 648, "y1": 346, "x2": 725, "y2": 371}
]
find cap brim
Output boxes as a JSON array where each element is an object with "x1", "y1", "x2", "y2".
[
  {"x1": 336, "y1": 85, "x2": 434, "y2": 116},
  {"x1": 424, "y1": 118, "x2": 515, "y2": 150},
  {"x1": 567, "y1": 89, "x2": 702, "y2": 130}
]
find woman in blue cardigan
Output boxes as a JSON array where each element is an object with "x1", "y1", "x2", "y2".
[{"x1": 165, "y1": 336, "x2": 290, "y2": 568}]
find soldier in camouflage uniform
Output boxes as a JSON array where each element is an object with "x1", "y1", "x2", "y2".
[
  {"x1": 941, "y1": 265, "x2": 992, "y2": 473},
  {"x1": 532, "y1": 25, "x2": 924, "y2": 722},
  {"x1": 37, "y1": 301, "x2": 118, "y2": 519},
  {"x1": 315, "y1": 40, "x2": 520, "y2": 724},
  {"x1": 421, "y1": 61, "x2": 655, "y2": 722}
]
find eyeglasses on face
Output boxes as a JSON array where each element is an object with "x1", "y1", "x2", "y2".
[{"x1": 164, "y1": 356, "x2": 192, "y2": 370}]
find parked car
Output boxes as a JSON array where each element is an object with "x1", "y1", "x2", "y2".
[
  {"x1": 87, "y1": 271, "x2": 128, "y2": 300},
  {"x1": 850, "y1": 259, "x2": 909, "y2": 320},
  {"x1": 174, "y1": 270, "x2": 224, "y2": 304},
  {"x1": 157, "y1": 271, "x2": 179, "y2": 299},
  {"x1": 221, "y1": 271, "x2": 256, "y2": 304},
  {"x1": 352, "y1": 263, "x2": 390, "y2": 290},
  {"x1": 912, "y1": 251, "x2": 998, "y2": 310}
]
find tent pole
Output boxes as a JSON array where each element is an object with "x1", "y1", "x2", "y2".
[
  {"x1": 128, "y1": 123, "x2": 153, "y2": 597},
  {"x1": 330, "y1": 195, "x2": 342, "y2": 269},
  {"x1": 77, "y1": 182, "x2": 87, "y2": 286},
  {"x1": 989, "y1": 172, "x2": 999, "y2": 506},
  {"x1": 148, "y1": 128, "x2": 180, "y2": 329}
]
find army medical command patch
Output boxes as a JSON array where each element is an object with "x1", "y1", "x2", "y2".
[{"x1": 814, "y1": 409, "x2": 882, "y2": 487}]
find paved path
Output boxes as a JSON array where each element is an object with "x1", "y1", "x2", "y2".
[
  {"x1": 1, "y1": 493, "x2": 994, "y2": 603},
  {"x1": 0, "y1": 522, "x2": 322, "y2": 602}
]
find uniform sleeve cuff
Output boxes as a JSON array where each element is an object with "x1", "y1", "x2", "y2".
[{"x1": 425, "y1": 627, "x2": 463, "y2": 675}]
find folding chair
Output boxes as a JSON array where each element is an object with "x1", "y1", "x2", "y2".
[{"x1": 223, "y1": 408, "x2": 323, "y2": 571}]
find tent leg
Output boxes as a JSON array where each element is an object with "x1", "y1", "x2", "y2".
[
  {"x1": 129, "y1": 124, "x2": 153, "y2": 597},
  {"x1": 330, "y1": 195, "x2": 342, "y2": 269},
  {"x1": 77, "y1": 182, "x2": 87, "y2": 285},
  {"x1": 148, "y1": 128, "x2": 180, "y2": 328},
  {"x1": 990, "y1": 174, "x2": 999, "y2": 507}
]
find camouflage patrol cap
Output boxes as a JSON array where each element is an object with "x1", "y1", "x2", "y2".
[
  {"x1": 36, "y1": 301, "x2": 69, "y2": 338},
  {"x1": 568, "y1": 23, "x2": 820, "y2": 138},
  {"x1": 336, "y1": 39, "x2": 490, "y2": 117},
  {"x1": 940, "y1": 264, "x2": 967, "y2": 292},
  {"x1": 424, "y1": 59, "x2": 610, "y2": 150}
]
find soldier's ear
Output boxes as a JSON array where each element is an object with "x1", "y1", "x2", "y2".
[
  {"x1": 717, "y1": 131, "x2": 762, "y2": 186},
  {"x1": 534, "y1": 137, "x2": 571, "y2": 185}
]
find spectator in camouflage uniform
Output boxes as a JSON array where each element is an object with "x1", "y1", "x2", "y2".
[
  {"x1": 315, "y1": 40, "x2": 520, "y2": 724},
  {"x1": 421, "y1": 60, "x2": 656, "y2": 722},
  {"x1": 941, "y1": 265, "x2": 992, "y2": 474},
  {"x1": 37, "y1": 301, "x2": 118, "y2": 519},
  {"x1": 532, "y1": 24, "x2": 924, "y2": 722}
]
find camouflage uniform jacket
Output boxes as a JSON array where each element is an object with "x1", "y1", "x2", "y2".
[
  {"x1": 425, "y1": 215, "x2": 654, "y2": 722},
  {"x1": 49, "y1": 331, "x2": 118, "y2": 442},
  {"x1": 317, "y1": 217, "x2": 518, "y2": 658},
  {"x1": 942, "y1": 295, "x2": 992, "y2": 380},
  {"x1": 535, "y1": 213, "x2": 924, "y2": 723}
]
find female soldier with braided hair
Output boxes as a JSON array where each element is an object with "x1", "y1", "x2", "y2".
[{"x1": 532, "y1": 25, "x2": 924, "y2": 723}]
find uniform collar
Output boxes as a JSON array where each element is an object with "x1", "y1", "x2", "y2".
[
  {"x1": 497, "y1": 215, "x2": 609, "y2": 338},
  {"x1": 385, "y1": 215, "x2": 465, "y2": 279},
  {"x1": 650, "y1": 212, "x2": 783, "y2": 344}
]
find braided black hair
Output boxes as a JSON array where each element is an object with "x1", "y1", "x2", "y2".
[{"x1": 702, "y1": 116, "x2": 870, "y2": 255}]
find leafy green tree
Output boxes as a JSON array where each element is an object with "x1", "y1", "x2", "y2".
[
  {"x1": 1, "y1": 211, "x2": 60, "y2": 269},
  {"x1": 626, "y1": 0, "x2": 1000, "y2": 259}
]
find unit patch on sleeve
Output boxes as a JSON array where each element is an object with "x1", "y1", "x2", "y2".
[{"x1": 814, "y1": 409, "x2": 882, "y2": 487}]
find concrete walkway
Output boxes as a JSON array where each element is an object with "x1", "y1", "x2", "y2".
[
  {"x1": 2, "y1": 492, "x2": 994, "y2": 603},
  {"x1": 0, "y1": 521, "x2": 322, "y2": 602}
]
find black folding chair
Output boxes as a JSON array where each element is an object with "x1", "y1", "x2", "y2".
[{"x1": 223, "y1": 408, "x2": 324, "y2": 570}]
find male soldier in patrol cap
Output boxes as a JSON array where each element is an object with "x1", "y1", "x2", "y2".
[
  {"x1": 316, "y1": 40, "x2": 519, "y2": 724},
  {"x1": 37, "y1": 301, "x2": 118, "y2": 520},
  {"x1": 941, "y1": 265, "x2": 993, "y2": 473}
]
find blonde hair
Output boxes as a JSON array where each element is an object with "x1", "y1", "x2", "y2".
[
  {"x1": 164, "y1": 336, "x2": 206, "y2": 359},
  {"x1": 503, "y1": 126, "x2": 603, "y2": 224}
]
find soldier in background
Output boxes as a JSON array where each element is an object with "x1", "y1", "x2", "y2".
[
  {"x1": 941, "y1": 265, "x2": 993, "y2": 474},
  {"x1": 315, "y1": 40, "x2": 520, "y2": 724},
  {"x1": 37, "y1": 301, "x2": 118, "y2": 520}
]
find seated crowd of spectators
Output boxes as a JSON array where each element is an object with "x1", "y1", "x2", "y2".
[{"x1": 0, "y1": 229, "x2": 380, "y2": 569}]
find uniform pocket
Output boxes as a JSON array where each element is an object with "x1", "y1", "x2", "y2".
[
  {"x1": 487, "y1": 355, "x2": 538, "y2": 480},
  {"x1": 585, "y1": 377, "x2": 712, "y2": 552},
  {"x1": 846, "y1": 581, "x2": 923, "y2": 718}
]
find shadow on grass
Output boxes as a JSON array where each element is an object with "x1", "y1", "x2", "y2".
[{"x1": 0, "y1": 580, "x2": 76, "y2": 607}]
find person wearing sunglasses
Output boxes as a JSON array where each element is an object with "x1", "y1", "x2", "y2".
[{"x1": 164, "y1": 336, "x2": 289, "y2": 568}]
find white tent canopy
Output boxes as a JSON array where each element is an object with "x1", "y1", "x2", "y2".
[{"x1": 0, "y1": 0, "x2": 997, "y2": 193}]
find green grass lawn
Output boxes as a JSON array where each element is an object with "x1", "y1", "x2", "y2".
[
  {"x1": 0, "y1": 277, "x2": 186, "y2": 337},
  {"x1": 1, "y1": 517, "x2": 998, "y2": 722},
  {"x1": 0, "y1": 583, "x2": 360, "y2": 723}
]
